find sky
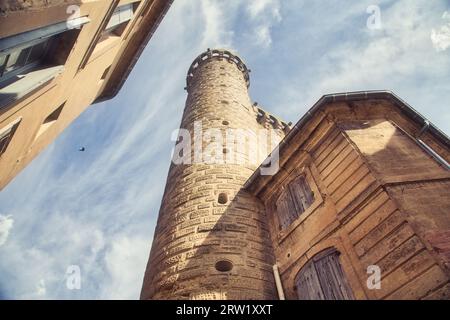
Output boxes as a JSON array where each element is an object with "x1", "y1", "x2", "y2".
[{"x1": 0, "y1": 0, "x2": 449, "y2": 299}]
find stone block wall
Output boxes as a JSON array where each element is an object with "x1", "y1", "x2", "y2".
[{"x1": 140, "y1": 49, "x2": 288, "y2": 300}]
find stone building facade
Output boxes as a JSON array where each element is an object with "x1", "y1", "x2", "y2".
[
  {"x1": 246, "y1": 92, "x2": 450, "y2": 300},
  {"x1": 0, "y1": 0, "x2": 172, "y2": 190},
  {"x1": 142, "y1": 49, "x2": 450, "y2": 300}
]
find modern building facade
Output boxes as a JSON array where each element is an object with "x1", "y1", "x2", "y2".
[
  {"x1": 0, "y1": 0, "x2": 172, "y2": 190},
  {"x1": 142, "y1": 49, "x2": 450, "y2": 300}
]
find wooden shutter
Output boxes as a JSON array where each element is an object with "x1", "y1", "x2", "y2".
[
  {"x1": 288, "y1": 176, "x2": 315, "y2": 214},
  {"x1": 295, "y1": 261, "x2": 325, "y2": 300},
  {"x1": 314, "y1": 251, "x2": 354, "y2": 300},
  {"x1": 288, "y1": 178, "x2": 305, "y2": 213},
  {"x1": 276, "y1": 190, "x2": 291, "y2": 230},
  {"x1": 295, "y1": 249, "x2": 354, "y2": 300},
  {"x1": 277, "y1": 175, "x2": 316, "y2": 230}
]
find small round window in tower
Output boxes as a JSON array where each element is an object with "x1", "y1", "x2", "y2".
[
  {"x1": 218, "y1": 193, "x2": 228, "y2": 204},
  {"x1": 223, "y1": 148, "x2": 229, "y2": 154},
  {"x1": 215, "y1": 260, "x2": 233, "y2": 272},
  {"x1": 222, "y1": 120, "x2": 229, "y2": 126}
]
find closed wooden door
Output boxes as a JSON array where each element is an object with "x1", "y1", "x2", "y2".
[{"x1": 295, "y1": 249, "x2": 354, "y2": 300}]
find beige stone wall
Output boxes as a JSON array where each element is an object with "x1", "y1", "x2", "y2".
[
  {"x1": 140, "y1": 50, "x2": 286, "y2": 300},
  {"x1": 251, "y1": 100, "x2": 450, "y2": 300}
]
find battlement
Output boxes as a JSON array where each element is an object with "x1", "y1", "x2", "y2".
[
  {"x1": 253, "y1": 103, "x2": 292, "y2": 134},
  {"x1": 186, "y1": 48, "x2": 250, "y2": 90}
]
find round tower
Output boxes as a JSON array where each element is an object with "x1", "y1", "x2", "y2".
[{"x1": 141, "y1": 49, "x2": 280, "y2": 300}]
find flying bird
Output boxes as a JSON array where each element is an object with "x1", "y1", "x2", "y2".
[{"x1": 79, "y1": 147, "x2": 85, "y2": 152}]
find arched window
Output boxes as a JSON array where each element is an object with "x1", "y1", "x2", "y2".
[
  {"x1": 295, "y1": 248, "x2": 354, "y2": 300},
  {"x1": 276, "y1": 175, "x2": 315, "y2": 230}
]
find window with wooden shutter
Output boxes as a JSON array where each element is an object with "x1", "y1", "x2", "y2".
[
  {"x1": 276, "y1": 175, "x2": 315, "y2": 230},
  {"x1": 295, "y1": 249, "x2": 354, "y2": 300},
  {"x1": 288, "y1": 176, "x2": 314, "y2": 213},
  {"x1": 276, "y1": 190, "x2": 293, "y2": 230}
]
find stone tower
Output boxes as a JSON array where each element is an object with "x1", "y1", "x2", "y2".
[{"x1": 141, "y1": 49, "x2": 289, "y2": 300}]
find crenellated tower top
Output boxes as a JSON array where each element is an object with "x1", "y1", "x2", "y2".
[{"x1": 186, "y1": 48, "x2": 250, "y2": 90}]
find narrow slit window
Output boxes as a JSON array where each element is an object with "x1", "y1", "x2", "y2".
[
  {"x1": 101, "y1": 66, "x2": 111, "y2": 80},
  {"x1": 35, "y1": 102, "x2": 65, "y2": 139}
]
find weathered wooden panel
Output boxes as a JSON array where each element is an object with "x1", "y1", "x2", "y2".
[
  {"x1": 295, "y1": 260, "x2": 325, "y2": 300},
  {"x1": 295, "y1": 250, "x2": 354, "y2": 300},
  {"x1": 314, "y1": 252, "x2": 354, "y2": 300}
]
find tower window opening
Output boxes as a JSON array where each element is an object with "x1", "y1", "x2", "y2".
[
  {"x1": 218, "y1": 192, "x2": 228, "y2": 204},
  {"x1": 222, "y1": 120, "x2": 229, "y2": 126},
  {"x1": 215, "y1": 260, "x2": 233, "y2": 272}
]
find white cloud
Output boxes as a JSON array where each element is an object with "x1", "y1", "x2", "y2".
[
  {"x1": 247, "y1": 0, "x2": 281, "y2": 21},
  {"x1": 36, "y1": 279, "x2": 46, "y2": 297},
  {"x1": 255, "y1": 26, "x2": 273, "y2": 48},
  {"x1": 431, "y1": 11, "x2": 450, "y2": 52},
  {"x1": 199, "y1": 0, "x2": 239, "y2": 49},
  {"x1": 273, "y1": 0, "x2": 450, "y2": 124},
  {"x1": 245, "y1": 0, "x2": 282, "y2": 48},
  {"x1": 102, "y1": 236, "x2": 150, "y2": 299},
  {"x1": 0, "y1": 214, "x2": 14, "y2": 246}
]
